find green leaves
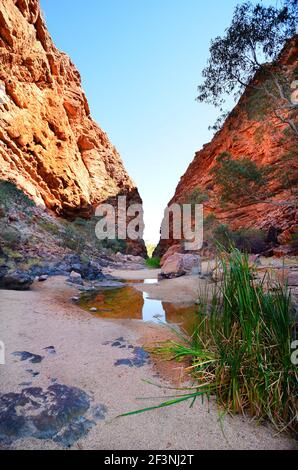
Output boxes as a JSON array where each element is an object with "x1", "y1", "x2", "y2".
[
  {"x1": 184, "y1": 187, "x2": 209, "y2": 205},
  {"x1": 119, "y1": 249, "x2": 298, "y2": 436},
  {"x1": 197, "y1": 1, "x2": 297, "y2": 132}
]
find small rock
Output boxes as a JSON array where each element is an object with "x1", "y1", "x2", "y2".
[
  {"x1": 43, "y1": 346, "x2": 56, "y2": 355},
  {"x1": 67, "y1": 271, "x2": 83, "y2": 285},
  {"x1": 70, "y1": 271, "x2": 82, "y2": 279},
  {"x1": 212, "y1": 266, "x2": 224, "y2": 282},
  {"x1": 38, "y1": 275, "x2": 48, "y2": 282},
  {"x1": 26, "y1": 370, "x2": 40, "y2": 377},
  {"x1": 71, "y1": 296, "x2": 80, "y2": 302},
  {"x1": 90, "y1": 307, "x2": 98, "y2": 312},
  {"x1": 12, "y1": 351, "x2": 44, "y2": 363}
]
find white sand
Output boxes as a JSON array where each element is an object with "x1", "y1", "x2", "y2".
[{"x1": 0, "y1": 276, "x2": 296, "y2": 450}]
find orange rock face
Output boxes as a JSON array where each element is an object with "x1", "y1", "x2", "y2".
[
  {"x1": 155, "y1": 38, "x2": 298, "y2": 256},
  {"x1": 0, "y1": 0, "x2": 146, "y2": 254}
]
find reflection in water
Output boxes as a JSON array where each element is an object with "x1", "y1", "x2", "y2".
[
  {"x1": 142, "y1": 291, "x2": 166, "y2": 323},
  {"x1": 79, "y1": 281, "x2": 197, "y2": 333}
]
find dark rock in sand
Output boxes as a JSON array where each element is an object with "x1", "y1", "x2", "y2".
[
  {"x1": 0, "y1": 383, "x2": 107, "y2": 447},
  {"x1": 12, "y1": 351, "x2": 44, "y2": 364},
  {"x1": 114, "y1": 347, "x2": 150, "y2": 368}
]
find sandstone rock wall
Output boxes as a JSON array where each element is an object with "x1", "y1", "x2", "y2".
[
  {"x1": 155, "y1": 37, "x2": 297, "y2": 257},
  {"x1": 0, "y1": 0, "x2": 146, "y2": 255}
]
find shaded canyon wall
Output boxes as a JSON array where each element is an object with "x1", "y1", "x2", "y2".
[{"x1": 155, "y1": 37, "x2": 298, "y2": 257}]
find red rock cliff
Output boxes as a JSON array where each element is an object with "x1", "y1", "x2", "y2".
[
  {"x1": 155, "y1": 37, "x2": 298, "y2": 257},
  {"x1": 0, "y1": 0, "x2": 146, "y2": 254}
]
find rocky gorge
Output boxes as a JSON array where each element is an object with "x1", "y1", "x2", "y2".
[
  {"x1": 0, "y1": 0, "x2": 146, "y2": 259},
  {"x1": 0, "y1": 0, "x2": 297, "y2": 452},
  {"x1": 0, "y1": 0, "x2": 147, "y2": 291}
]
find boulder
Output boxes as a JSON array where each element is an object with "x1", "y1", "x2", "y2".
[
  {"x1": 70, "y1": 260, "x2": 103, "y2": 280},
  {"x1": 160, "y1": 245, "x2": 181, "y2": 267},
  {"x1": 0, "y1": 269, "x2": 34, "y2": 290},
  {"x1": 68, "y1": 271, "x2": 83, "y2": 285},
  {"x1": 159, "y1": 253, "x2": 201, "y2": 280}
]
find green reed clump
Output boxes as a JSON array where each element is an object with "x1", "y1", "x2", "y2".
[{"x1": 121, "y1": 249, "x2": 298, "y2": 435}]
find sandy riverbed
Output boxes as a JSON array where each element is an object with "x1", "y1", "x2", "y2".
[
  {"x1": 0, "y1": 276, "x2": 297, "y2": 450},
  {"x1": 103, "y1": 261, "x2": 216, "y2": 303}
]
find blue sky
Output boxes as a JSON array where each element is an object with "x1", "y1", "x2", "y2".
[{"x1": 40, "y1": 0, "x2": 270, "y2": 244}]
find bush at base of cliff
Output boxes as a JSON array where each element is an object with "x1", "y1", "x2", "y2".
[
  {"x1": 58, "y1": 217, "x2": 129, "y2": 256},
  {"x1": 145, "y1": 257, "x2": 161, "y2": 268},
  {"x1": 210, "y1": 224, "x2": 267, "y2": 254},
  {"x1": 59, "y1": 225, "x2": 87, "y2": 254},
  {"x1": 99, "y1": 238, "x2": 127, "y2": 254}
]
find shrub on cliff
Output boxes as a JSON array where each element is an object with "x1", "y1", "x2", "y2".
[
  {"x1": 60, "y1": 225, "x2": 86, "y2": 253},
  {"x1": 100, "y1": 238, "x2": 127, "y2": 254},
  {"x1": 211, "y1": 152, "x2": 270, "y2": 206},
  {"x1": 279, "y1": 148, "x2": 298, "y2": 200},
  {"x1": 183, "y1": 187, "x2": 209, "y2": 205},
  {"x1": 211, "y1": 151, "x2": 297, "y2": 208}
]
